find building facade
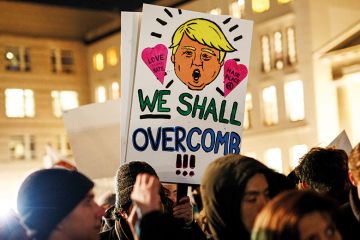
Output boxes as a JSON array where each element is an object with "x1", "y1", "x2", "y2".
[
  {"x1": 0, "y1": 35, "x2": 93, "y2": 162},
  {"x1": 180, "y1": 0, "x2": 360, "y2": 173},
  {"x1": 1, "y1": 0, "x2": 359, "y2": 175}
]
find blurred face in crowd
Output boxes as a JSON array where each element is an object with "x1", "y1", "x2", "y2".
[
  {"x1": 298, "y1": 212, "x2": 342, "y2": 240},
  {"x1": 57, "y1": 191, "x2": 104, "y2": 240},
  {"x1": 348, "y1": 171, "x2": 360, "y2": 200},
  {"x1": 163, "y1": 183, "x2": 177, "y2": 203},
  {"x1": 241, "y1": 173, "x2": 270, "y2": 232}
]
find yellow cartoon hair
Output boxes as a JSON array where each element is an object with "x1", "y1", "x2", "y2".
[{"x1": 170, "y1": 18, "x2": 236, "y2": 63}]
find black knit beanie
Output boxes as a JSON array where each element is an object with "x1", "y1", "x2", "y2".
[
  {"x1": 115, "y1": 161, "x2": 159, "y2": 212},
  {"x1": 17, "y1": 168, "x2": 94, "y2": 240}
]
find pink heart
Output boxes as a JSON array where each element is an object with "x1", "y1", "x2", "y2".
[
  {"x1": 141, "y1": 44, "x2": 168, "y2": 84},
  {"x1": 223, "y1": 59, "x2": 248, "y2": 97}
]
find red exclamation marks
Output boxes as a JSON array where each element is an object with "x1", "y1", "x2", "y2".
[{"x1": 176, "y1": 154, "x2": 196, "y2": 177}]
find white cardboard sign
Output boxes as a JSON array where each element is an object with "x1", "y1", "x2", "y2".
[
  {"x1": 125, "y1": 4, "x2": 253, "y2": 184},
  {"x1": 120, "y1": 11, "x2": 142, "y2": 165},
  {"x1": 328, "y1": 130, "x2": 353, "y2": 155},
  {"x1": 63, "y1": 99, "x2": 121, "y2": 179}
]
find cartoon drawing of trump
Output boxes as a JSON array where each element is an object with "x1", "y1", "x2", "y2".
[{"x1": 170, "y1": 18, "x2": 236, "y2": 91}]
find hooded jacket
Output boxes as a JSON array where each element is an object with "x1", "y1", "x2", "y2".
[
  {"x1": 99, "y1": 204, "x2": 207, "y2": 240},
  {"x1": 201, "y1": 154, "x2": 282, "y2": 240},
  {"x1": 337, "y1": 186, "x2": 360, "y2": 240}
]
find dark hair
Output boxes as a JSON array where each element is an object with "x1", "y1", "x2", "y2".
[
  {"x1": 17, "y1": 169, "x2": 93, "y2": 240},
  {"x1": 294, "y1": 147, "x2": 350, "y2": 202},
  {"x1": 115, "y1": 161, "x2": 172, "y2": 214},
  {"x1": 201, "y1": 154, "x2": 278, "y2": 240},
  {"x1": 252, "y1": 190, "x2": 339, "y2": 240},
  {"x1": 349, "y1": 142, "x2": 360, "y2": 182}
]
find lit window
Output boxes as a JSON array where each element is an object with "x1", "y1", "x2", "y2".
[
  {"x1": 244, "y1": 93, "x2": 253, "y2": 129},
  {"x1": 274, "y1": 31, "x2": 284, "y2": 70},
  {"x1": 56, "y1": 134, "x2": 72, "y2": 157},
  {"x1": 93, "y1": 53, "x2": 104, "y2": 71},
  {"x1": 51, "y1": 91, "x2": 79, "y2": 117},
  {"x1": 284, "y1": 80, "x2": 304, "y2": 121},
  {"x1": 24, "y1": 48, "x2": 31, "y2": 71},
  {"x1": 51, "y1": 49, "x2": 75, "y2": 73},
  {"x1": 107, "y1": 47, "x2": 119, "y2": 66},
  {"x1": 5, "y1": 47, "x2": 20, "y2": 71},
  {"x1": 229, "y1": 0, "x2": 245, "y2": 19},
  {"x1": 209, "y1": 8, "x2": 222, "y2": 15},
  {"x1": 252, "y1": 0, "x2": 270, "y2": 13},
  {"x1": 96, "y1": 86, "x2": 107, "y2": 103},
  {"x1": 265, "y1": 148, "x2": 282, "y2": 173},
  {"x1": 61, "y1": 50, "x2": 74, "y2": 73},
  {"x1": 9, "y1": 136, "x2": 25, "y2": 160},
  {"x1": 29, "y1": 135, "x2": 36, "y2": 159},
  {"x1": 9, "y1": 135, "x2": 36, "y2": 160},
  {"x1": 262, "y1": 86, "x2": 278, "y2": 125},
  {"x1": 278, "y1": 0, "x2": 291, "y2": 4},
  {"x1": 286, "y1": 27, "x2": 297, "y2": 65},
  {"x1": 51, "y1": 49, "x2": 58, "y2": 73},
  {"x1": 261, "y1": 35, "x2": 271, "y2": 73},
  {"x1": 290, "y1": 145, "x2": 308, "y2": 169},
  {"x1": 111, "y1": 82, "x2": 120, "y2": 99},
  {"x1": 5, "y1": 89, "x2": 35, "y2": 118}
]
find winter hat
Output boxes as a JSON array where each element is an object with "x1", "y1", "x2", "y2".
[
  {"x1": 115, "y1": 161, "x2": 159, "y2": 212},
  {"x1": 17, "y1": 168, "x2": 94, "y2": 240}
]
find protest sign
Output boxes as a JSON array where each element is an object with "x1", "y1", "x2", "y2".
[
  {"x1": 328, "y1": 130, "x2": 353, "y2": 155},
  {"x1": 63, "y1": 99, "x2": 121, "y2": 179},
  {"x1": 120, "y1": 11, "x2": 142, "y2": 165},
  {"x1": 125, "y1": 4, "x2": 253, "y2": 184}
]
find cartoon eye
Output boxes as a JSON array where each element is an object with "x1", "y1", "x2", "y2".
[
  {"x1": 183, "y1": 51, "x2": 193, "y2": 57},
  {"x1": 201, "y1": 53, "x2": 212, "y2": 61}
]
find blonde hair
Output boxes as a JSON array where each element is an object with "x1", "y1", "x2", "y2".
[
  {"x1": 349, "y1": 142, "x2": 360, "y2": 182},
  {"x1": 170, "y1": 18, "x2": 236, "y2": 63}
]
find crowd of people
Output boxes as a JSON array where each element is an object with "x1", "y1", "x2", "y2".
[{"x1": 1, "y1": 142, "x2": 360, "y2": 240}]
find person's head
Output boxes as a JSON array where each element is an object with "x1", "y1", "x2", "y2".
[
  {"x1": 115, "y1": 161, "x2": 172, "y2": 217},
  {"x1": 163, "y1": 183, "x2": 177, "y2": 203},
  {"x1": 252, "y1": 190, "x2": 342, "y2": 240},
  {"x1": 17, "y1": 168, "x2": 103, "y2": 240},
  {"x1": 170, "y1": 18, "x2": 236, "y2": 90},
  {"x1": 294, "y1": 147, "x2": 350, "y2": 203},
  {"x1": 348, "y1": 142, "x2": 360, "y2": 199},
  {"x1": 201, "y1": 154, "x2": 278, "y2": 240}
]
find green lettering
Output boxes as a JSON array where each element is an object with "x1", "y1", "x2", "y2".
[
  {"x1": 177, "y1": 93, "x2": 193, "y2": 116},
  {"x1": 230, "y1": 102, "x2": 241, "y2": 126},
  {"x1": 204, "y1": 98, "x2": 218, "y2": 122},
  {"x1": 219, "y1": 100, "x2": 229, "y2": 124},
  {"x1": 192, "y1": 95, "x2": 207, "y2": 119},
  {"x1": 157, "y1": 90, "x2": 170, "y2": 112},
  {"x1": 138, "y1": 89, "x2": 158, "y2": 112}
]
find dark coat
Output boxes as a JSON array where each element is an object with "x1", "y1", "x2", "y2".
[
  {"x1": 201, "y1": 155, "x2": 284, "y2": 240},
  {"x1": 99, "y1": 206, "x2": 207, "y2": 240},
  {"x1": 336, "y1": 187, "x2": 360, "y2": 240},
  {"x1": 138, "y1": 211, "x2": 207, "y2": 240},
  {"x1": 99, "y1": 206, "x2": 133, "y2": 240}
]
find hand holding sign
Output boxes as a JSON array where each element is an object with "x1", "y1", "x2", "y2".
[
  {"x1": 141, "y1": 44, "x2": 168, "y2": 84},
  {"x1": 223, "y1": 59, "x2": 248, "y2": 97}
]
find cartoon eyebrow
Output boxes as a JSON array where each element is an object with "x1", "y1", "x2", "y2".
[
  {"x1": 182, "y1": 46, "x2": 196, "y2": 51},
  {"x1": 201, "y1": 48, "x2": 216, "y2": 55}
]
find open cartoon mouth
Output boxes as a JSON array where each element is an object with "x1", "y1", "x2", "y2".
[{"x1": 192, "y1": 69, "x2": 201, "y2": 82}]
